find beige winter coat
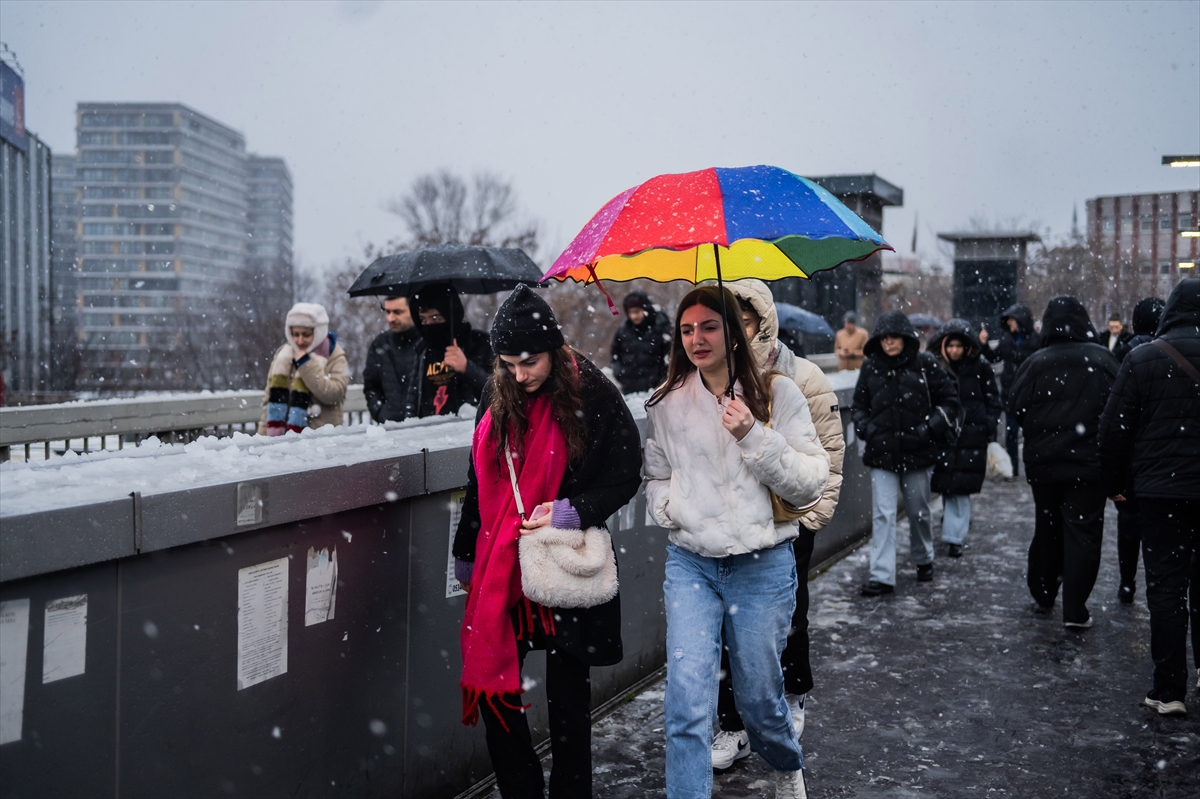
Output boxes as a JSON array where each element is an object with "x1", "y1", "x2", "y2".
[
  {"x1": 729, "y1": 279, "x2": 846, "y2": 531},
  {"x1": 257, "y1": 342, "x2": 351, "y2": 434}
]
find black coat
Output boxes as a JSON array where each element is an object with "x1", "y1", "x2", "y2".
[
  {"x1": 611, "y1": 297, "x2": 671, "y2": 394},
  {"x1": 1100, "y1": 329, "x2": 1133, "y2": 354},
  {"x1": 1113, "y1": 297, "x2": 1166, "y2": 362},
  {"x1": 407, "y1": 327, "x2": 493, "y2": 417},
  {"x1": 929, "y1": 320, "x2": 1003, "y2": 496},
  {"x1": 362, "y1": 328, "x2": 422, "y2": 423},
  {"x1": 453, "y1": 354, "x2": 643, "y2": 666},
  {"x1": 852, "y1": 311, "x2": 961, "y2": 474},
  {"x1": 1009, "y1": 296, "x2": 1120, "y2": 484},
  {"x1": 983, "y1": 303, "x2": 1041, "y2": 398},
  {"x1": 1099, "y1": 279, "x2": 1200, "y2": 500}
]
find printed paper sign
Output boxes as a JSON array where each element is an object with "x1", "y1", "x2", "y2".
[
  {"x1": 445, "y1": 491, "x2": 468, "y2": 598},
  {"x1": 43, "y1": 594, "x2": 88, "y2": 683},
  {"x1": 237, "y1": 557, "x2": 289, "y2": 690},
  {"x1": 236, "y1": 483, "x2": 263, "y2": 527},
  {"x1": 304, "y1": 547, "x2": 338, "y2": 626},
  {"x1": 0, "y1": 598, "x2": 31, "y2": 745}
]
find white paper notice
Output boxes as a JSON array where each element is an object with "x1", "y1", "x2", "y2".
[
  {"x1": 237, "y1": 557, "x2": 289, "y2": 691},
  {"x1": 304, "y1": 547, "x2": 338, "y2": 626},
  {"x1": 0, "y1": 598, "x2": 31, "y2": 745},
  {"x1": 43, "y1": 594, "x2": 88, "y2": 684},
  {"x1": 445, "y1": 491, "x2": 468, "y2": 598}
]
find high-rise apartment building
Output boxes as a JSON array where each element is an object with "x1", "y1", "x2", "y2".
[
  {"x1": 1, "y1": 60, "x2": 55, "y2": 402},
  {"x1": 72, "y1": 102, "x2": 293, "y2": 391},
  {"x1": 50, "y1": 154, "x2": 78, "y2": 391},
  {"x1": 1086, "y1": 190, "x2": 1199, "y2": 301},
  {"x1": 246, "y1": 155, "x2": 294, "y2": 324}
]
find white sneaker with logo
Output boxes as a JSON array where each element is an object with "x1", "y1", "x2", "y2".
[
  {"x1": 786, "y1": 692, "x2": 806, "y2": 738},
  {"x1": 710, "y1": 729, "x2": 751, "y2": 770},
  {"x1": 776, "y1": 768, "x2": 808, "y2": 799}
]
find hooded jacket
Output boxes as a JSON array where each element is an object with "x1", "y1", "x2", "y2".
[
  {"x1": 644, "y1": 371, "x2": 829, "y2": 558},
  {"x1": 1099, "y1": 279, "x2": 1200, "y2": 499},
  {"x1": 852, "y1": 311, "x2": 961, "y2": 473},
  {"x1": 1008, "y1": 296, "x2": 1120, "y2": 484},
  {"x1": 610, "y1": 291, "x2": 672, "y2": 393},
  {"x1": 983, "y1": 303, "x2": 1041, "y2": 397},
  {"x1": 730, "y1": 279, "x2": 845, "y2": 531},
  {"x1": 1113, "y1": 297, "x2": 1166, "y2": 362},
  {"x1": 928, "y1": 319, "x2": 1003, "y2": 495},
  {"x1": 407, "y1": 284, "x2": 494, "y2": 417}
]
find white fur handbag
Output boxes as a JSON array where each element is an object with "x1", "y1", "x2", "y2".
[{"x1": 506, "y1": 449, "x2": 619, "y2": 609}]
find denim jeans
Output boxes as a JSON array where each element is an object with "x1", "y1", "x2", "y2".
[
  {"x1": 941, "y1": 493, "x2": 972, "y2": 545},
  {"x1": 869, "y1": 467, "x2": 934, "y2": 586},
  {"x1": 1004, "y1": 412, "x2": 1021, "y2": 477},
  {"x1": 664, "y1": 542, "x2": 803, "y2": 798}
]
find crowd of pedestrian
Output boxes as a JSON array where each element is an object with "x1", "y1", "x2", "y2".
[{"x1": 254, "y1": 275, "x2": 1197, "y2": 799}]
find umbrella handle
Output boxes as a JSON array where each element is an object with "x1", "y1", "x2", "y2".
[
  {"x1": 713, "y1": 244, "x2": 735, "y2": 398},
  {"x1": 586, "y1": 264, "x2": 619, "y2": 315}
]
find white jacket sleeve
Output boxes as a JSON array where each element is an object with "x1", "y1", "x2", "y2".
[
  {"x1": 642, "y1": 411, "x2": 679, "y2": 529},
  {"x1": 735, "y1": 379, "x2": 829, "y2": 510}
]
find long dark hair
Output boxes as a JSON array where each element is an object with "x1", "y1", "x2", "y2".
[
  {"x1": 647, "y1": 285, "x2": 772, "y2": 423},
  {"x1": 489, "y1": 345, "x2": 587, "y2": 465}
]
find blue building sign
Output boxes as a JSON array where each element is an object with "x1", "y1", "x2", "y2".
[{"x1": 1, "y1": 60, "x2": 27, "y2": 152}]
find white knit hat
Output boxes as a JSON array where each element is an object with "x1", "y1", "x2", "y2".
[{"x1": 285, "y1": 302, "x2": 330, "y2": 355}]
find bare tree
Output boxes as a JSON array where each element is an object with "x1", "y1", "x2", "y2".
[{"x1": 382, "y1": 170, "x2": 539, "y2": 254}]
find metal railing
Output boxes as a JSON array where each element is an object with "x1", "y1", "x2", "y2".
[{"x1": 0, "y1": 385, "x2": 369, "y2": 461}]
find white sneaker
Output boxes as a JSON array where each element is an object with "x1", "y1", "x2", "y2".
[
  {"x1": 776, "y1": 768, "x2": 808, "y2": 799},
  {"x1": 710, "y1": 729, "x2": 750, "y2": 770},
  {"x1": 786, "y1": 692, "x2": 806, "y2": 738}
]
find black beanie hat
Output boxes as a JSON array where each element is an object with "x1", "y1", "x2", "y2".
[{"x1": 491, "y1": 284, "x2": 565, "y2": 356}]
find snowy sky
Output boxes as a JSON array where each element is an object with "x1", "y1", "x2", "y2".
[{"x1": 4, "y1": 0, "x2": 1199, "y2": 271}]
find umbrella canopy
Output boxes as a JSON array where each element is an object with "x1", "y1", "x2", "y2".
[
  {"x1": 541, "y1": 165, "x2": 891, "y2": 285},
  {"x1": 776, "y1": 303, "x2": 835, "y2": 337},
  {"x1": 907, "y1": 313, "x2": 943, "y2": 330},
  {"x1": 347, "y1": 243, "x2": 542, "y2": 297}
]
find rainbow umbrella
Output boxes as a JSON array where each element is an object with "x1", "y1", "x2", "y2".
[{"x1": 541, "y1": 165, "x2": 892, "y2": 388}]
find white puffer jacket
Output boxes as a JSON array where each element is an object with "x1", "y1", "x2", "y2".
[{"x1": 644, "y1": 371, "x2": 830, "y2": 558}]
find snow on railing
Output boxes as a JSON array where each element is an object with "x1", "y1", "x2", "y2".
[{"x1": 0, "y1": 385, "x2": 369, "y2": 462}]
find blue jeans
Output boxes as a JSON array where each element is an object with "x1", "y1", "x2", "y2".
[
  {"x1": 664, "y1": 543, "x2": 803, "y2": 798},
  {"x1": 941, "y1": 493, "x2": 972, "y2": 545},
  {"x1": 869, "y1": 467, "x2": 934, "y2": 585}
]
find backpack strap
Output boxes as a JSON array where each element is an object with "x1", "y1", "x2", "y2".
[{"x1": 1153, "y1": 339, "x2": 1200, "y2": 387}]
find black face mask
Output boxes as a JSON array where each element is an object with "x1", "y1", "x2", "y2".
[{"x1": 421, "y1": 321, "x2": 455, "y2": 351}]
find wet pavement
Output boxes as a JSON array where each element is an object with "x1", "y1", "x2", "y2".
[{"x1": 518, "y1": 476, "x2": 1199, "y2": 798}]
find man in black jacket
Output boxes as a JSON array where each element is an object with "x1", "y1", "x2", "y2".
[
  {"x1": 1099, "y1": 278, "x2": 1200, "y2": 717},
  {"x1": 1009, "y1": 296, "x2": 1120, "y2": 629},
  {"x1": 981, "y1": 303, "x2": 1041, "y2": 477},
  {"x1": 853, "y1": 311, "x2": 961, "y2": 596},
  {"x1": 407, "y1": 283, "x2": 494, "y2": 417},
  {"x1": 362, "y1": 296, "x2": 422, "y2": 423},
  {"x1": 1109, "y1": 295, "x2": 1166, "y2": 603},
  {"x1": 610, "y1": 291, "x2": 671, "y2": 394}
]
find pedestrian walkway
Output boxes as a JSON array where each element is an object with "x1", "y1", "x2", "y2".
[{"x1": 515, "y1": 477, "x2": 1199, "y2": 797}]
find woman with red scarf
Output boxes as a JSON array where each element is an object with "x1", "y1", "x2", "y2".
[{"x1": 452, "y1": 285, "x2": 642, "y2": 799}]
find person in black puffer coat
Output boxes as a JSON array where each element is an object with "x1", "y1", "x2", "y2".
[
  {"x1": 1099, "y1": 278, "x2": 1200, "y2": 716},
  {"x1": 1107, "y1": 295, "x2": 1166, "y2": 603},
  {"x1": 362, "y1": 296, "x2": 422, "y2": 423},
  {"x1": 1009, "y1": 296, "x2": 1120, "y2": 628},
  {"x1": 610, "y1": 291, "x2": 672, "y2": 394},
  {"x1": 929, "y1": 319, "x2": 1002, "y2": 558},
  {"x1": 853, "y1": 311, "x2": 960, "y2": 595},
  {"x1": 982, "y1": 304, "x2": 1041, "y2": 477}
]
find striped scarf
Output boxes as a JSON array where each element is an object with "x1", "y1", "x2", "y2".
[{"x1": 265, "y1": 337, "x2": 331, "y2": 436}]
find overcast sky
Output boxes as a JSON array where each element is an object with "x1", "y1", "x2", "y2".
[{"x1": 5, "y1": 0, "x2": 1199, "y2": 271}]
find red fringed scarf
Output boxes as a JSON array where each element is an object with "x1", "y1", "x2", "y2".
[{"x1": 460, "y1": 394, "x2": 569, "y2": 727}]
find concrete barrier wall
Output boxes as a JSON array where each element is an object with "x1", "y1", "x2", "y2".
[{"x1": 0, "y1": 388, "x2": 869, "y2": 799}]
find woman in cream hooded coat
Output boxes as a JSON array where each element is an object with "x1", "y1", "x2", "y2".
[
  {"x1": 706, "y1": 279, "x2": 846, "y2": 769},
  {"x1": 258, "y1": 302, "x2": 350, "y2": 435},
  {"x1": 644, "y1": 285, "x2": 828, "y2": 799}
]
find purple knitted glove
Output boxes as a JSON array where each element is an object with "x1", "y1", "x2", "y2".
[
  {"x1": 550, "y1": 499, "x2": 581, "y2": 530},
  {"x1": 454, "y1": 558, "x2": 474, "y2": 586}
]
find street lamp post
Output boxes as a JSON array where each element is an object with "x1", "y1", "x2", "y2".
[{"x1": 1162, "y1": 155, "x2": 1199, "y2": 270}]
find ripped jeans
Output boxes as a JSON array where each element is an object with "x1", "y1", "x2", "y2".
[{"x1": 663, "y1": 542, "x2": 802, "y2": 798}]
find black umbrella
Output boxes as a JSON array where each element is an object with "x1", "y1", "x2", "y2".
[{"x1": 346, "y1": 243, "x2": 542, "y2": 298}]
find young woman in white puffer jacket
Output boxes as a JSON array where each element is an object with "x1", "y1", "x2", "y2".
[{"x1": 643, "y1": 285, "x2": 829, "y2": 799}]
